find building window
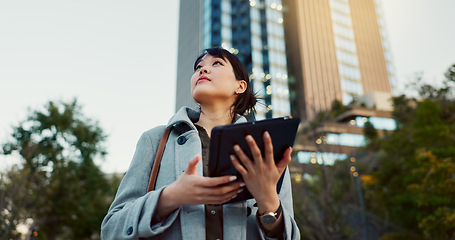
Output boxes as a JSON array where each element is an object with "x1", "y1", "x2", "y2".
[
  {"x1": 334, "y1": 36, "x2": 357, "y2": 53},
  {"x1": 329, "y1": 0, "x2": 351, "y2": 15},
  {"x1": 336, "y1": 49, "x2": 359, "y2": 66},
  {"x1": 357, "y1": 116, "x2": 397, "y2": 130},
  {"x1": 297, "y1": 151, "x2": 348, "y2": 165},
  {"x1": 326, "y1": 133, "x2": 366, "y2": 147},
  {"x1": 338, "y1": 63, "x2": 361, "y2": 80},
  {"x1": 333, "y1": 24, "x2": 354, "y2": 40},
  {"x1": 341, "y1": 78, "x2": 363, "y2": 95}
]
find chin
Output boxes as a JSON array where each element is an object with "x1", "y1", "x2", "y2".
[{"x1": 191, "y1": 90, "x2": 209, "y2": 104}]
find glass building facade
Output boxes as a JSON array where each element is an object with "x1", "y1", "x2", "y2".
[
  {"x1": 283, "y1": 0, "x2": 397, "y2": 121},
  {"x1": 328, "y1": 0, "x2": 397, "y2": 104},
  {"x1": 329, "y1": 0, "x2": 363, "y2": 105},
  {"x1": 373, "y1": 0, "x2": 398, "y2": 95}
]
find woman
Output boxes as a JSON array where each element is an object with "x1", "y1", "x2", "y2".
[{"x1": 101, "y1": 48, "x2": 300, "y2": 240}]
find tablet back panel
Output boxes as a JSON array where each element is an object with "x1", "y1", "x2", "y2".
[{"x1": 209, "y1": 117, "x2": 300, "y2": 204}]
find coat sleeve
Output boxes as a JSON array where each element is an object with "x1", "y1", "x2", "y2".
[
  {"x1": 256, "y1": 167, "x2": 301, "y2": 240},
  {"x1": 101, "y1": 128, "x2": 181, "y2": 240}
]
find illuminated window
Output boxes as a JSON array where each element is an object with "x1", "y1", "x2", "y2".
[
  {"x1": 326, "y1": 133, "x2": 366, "y2": 147},
  {"x1": 297, "y1": 151, "x2": 348, "y2": 165},
  {"x1": 366, "y1": 117, "x2": 397, "y2": 130}
]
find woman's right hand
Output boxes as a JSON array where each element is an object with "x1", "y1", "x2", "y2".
[{"x1": 154, "y1": 155, "x2": 243, "y2": 220}]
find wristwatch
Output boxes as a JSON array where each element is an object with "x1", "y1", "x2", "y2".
[{"x1": 257, "y1": 203, "x2": 282, "y2": 224}]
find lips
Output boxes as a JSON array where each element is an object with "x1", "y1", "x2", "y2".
[{"x1": 197, "y1": 76, "x2": 210, "y2": 84}]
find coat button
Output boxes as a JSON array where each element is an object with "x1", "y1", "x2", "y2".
[
  {"x1": 126, "y1": 226, "x2": 133, "y2": 235},
  {"x1": 177, "y1": 136, "x2": 187, "y2": 145}
]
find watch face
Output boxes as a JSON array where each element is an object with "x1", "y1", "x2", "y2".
[{"x1": 261, "y1": 215, "x2": 277, "y2": 224}]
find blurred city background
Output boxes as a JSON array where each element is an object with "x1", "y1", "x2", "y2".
[{"x1": 1, "y1": 0, "x2": 454, "y2": 239}]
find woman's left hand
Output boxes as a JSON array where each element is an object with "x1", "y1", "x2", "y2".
[{"x1": 230, "y1": 131, "x2": 292, "y2": 212}]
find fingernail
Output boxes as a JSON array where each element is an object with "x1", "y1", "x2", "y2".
[
  {"x1": 246, "y1": 135, "x2": 253, "y2": 142},
  {"x1": 234, "y1": 145, "x2": 240, "y2": 151},
  {"x1": 239, "y1": 183, "x2": 246, "y2": 187},
  {"x1": 264, "y1": 131, "x2": 270, "y2": 139},
  {"x1": 238, "y1": 188, "x2": 244, "y2": 193},
  {"x1": 229, "y1": 176, "x2": 237, "y2": 181},
  {"x1": 230, "y1": 155, "x2": 236, "y2": 161}
]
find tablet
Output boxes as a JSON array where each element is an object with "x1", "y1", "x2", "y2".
[{"x1": 208, "y1": 117, "x2": 300, "y2": 204}]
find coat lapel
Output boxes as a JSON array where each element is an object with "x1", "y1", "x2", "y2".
[{"x1": 168, "y1": 107, "x2": 249, "y2": 240}]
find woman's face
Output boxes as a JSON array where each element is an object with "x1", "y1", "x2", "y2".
[{"x1": 191, "y1": 54, "x2": 244, "y2": 106}]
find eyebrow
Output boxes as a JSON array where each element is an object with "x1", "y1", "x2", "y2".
[{"x1": 195, "y1": 56, "x2": 225, "y2": 66}]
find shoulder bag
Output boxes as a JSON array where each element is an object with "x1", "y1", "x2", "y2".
[{"x1": 146, "y1": 127, "x2": 172, "y2": 192}]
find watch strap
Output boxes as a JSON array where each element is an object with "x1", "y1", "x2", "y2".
[{"x1": 276, "y1": 202, "x2": 282, "y2": 218}]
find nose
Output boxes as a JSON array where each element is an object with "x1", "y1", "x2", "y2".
[{"x1": 199, "y1": 66, "x2": 210, "y2": 75}]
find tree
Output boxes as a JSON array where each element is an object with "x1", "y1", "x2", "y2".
[
  {"x1": 363, "y1": 121, "x2": 379, "y2": 150},
  {"x1": 0, "y1": 165, "x2": 31, "y2": 239},
  {"x1": 1, "y1": 99, "x2": 118, "y2": 239},
  {"x1": 364, "y1": 65, "x2": 455, "y2": 239}
]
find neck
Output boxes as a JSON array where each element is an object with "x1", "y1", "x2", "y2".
[{"x1": 196, "y1": 105, "x2": 234, "y2": 137}]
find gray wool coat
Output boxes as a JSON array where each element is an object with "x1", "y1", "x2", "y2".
[{"x1": 101, "y1": 107, "x2": 300, "y2": 240}]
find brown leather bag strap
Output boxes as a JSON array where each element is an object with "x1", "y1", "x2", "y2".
[{"x1": 147, "y1": 127, "x2": 172, "y2": 192}]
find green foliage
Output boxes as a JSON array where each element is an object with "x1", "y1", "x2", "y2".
[
  {"x1": 363, "y1": 121, "x2": 380, "y2": 151},
  {"x1": 363, "y1": 121, "x2": 378, "y2": 141},
  {"x1": 445, "y1": 64, "x2": 455, "y2": 83},
  {"x1": 0, "y1": 166, "x2": 35, "y2": 240},
  {"x1": 0, "y1": 99, "x2": 120, "y2": 239},
  {"x1": 331, "y1": 99, "x2": 348, "y2": 118},
  {"x1": 364, "y1": 66, "x2": 455, "y2": 239}
]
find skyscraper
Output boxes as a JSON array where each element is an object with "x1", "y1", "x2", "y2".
[
  {"x1": 176, "y1": 0, "x2": 398, "y2": 165},
  {"x1": 279, "y1": 0, "x2": 398, "y2": 165},
  {"x1": 176, "y1": 0, "x2": 292, "y2": 120},
  {"x1": 283, "y1": 0, "x2": 397, "y2": 121}
]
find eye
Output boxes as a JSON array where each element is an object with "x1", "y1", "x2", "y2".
[
  {"x1": 213, "y1": 60, "x2": 224, "y2": 66},
  {"x1": 195, "y1": 64, "x2": 202, "y2": 71}
]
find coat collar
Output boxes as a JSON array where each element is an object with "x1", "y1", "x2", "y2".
[{"x1": 167, "y1": 107, "x2": 248, "y2": 130}]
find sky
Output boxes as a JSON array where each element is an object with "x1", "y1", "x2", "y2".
[{"x1": 1, "y1": 0, "x2": 454, "y2": 174}]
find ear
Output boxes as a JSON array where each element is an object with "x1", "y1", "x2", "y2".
[{"x1": 236, "y1": 80, "x2": 247, "y2": 94}]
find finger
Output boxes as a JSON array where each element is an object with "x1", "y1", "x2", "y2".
[
  {"x1": 198, "y1": 175, "x2": 238, "y2": 187},
  {"x1": 233, "y1": 144, "x2": 254, "y2": 170},
  {"x1": 185, "y1": 155, "x2": 201, "y2": 175},
  {"x1": 205, "y1": 192, "x2": 238, "y2": 205},
  {"x1": 195, "y1": 183, "x2": 243, "y2": 203},
  {"x1": 276, "y1": 147, "x2": 292, "y2": 174},
  {"x1": 245, "y1": 135, "x2": 263, "y2": 163},
  {"x1": 206, "y1": 182, "x2": 243, "y2": 196},
  {"x1": 207, "y1": 187, "x2": 244, "y2": 205},
  {"x1": 263, "y1": 131, "x2": 274, "y2": 165},
  {"x1": 230, "y1": 154, "x2": 248, "y2": 176},
  {"x1": 220, "y1": 181, "x2": 245, "y2": 189},
  {"x1": 194, "y1": 181, "x2": 245, "y2": 205},
  {"x1": 185, "y1": 182, "x2": 240, "y2": 203},
  {"x1": 221, "y1": 187, "x2": 244, "y2": 203}
]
